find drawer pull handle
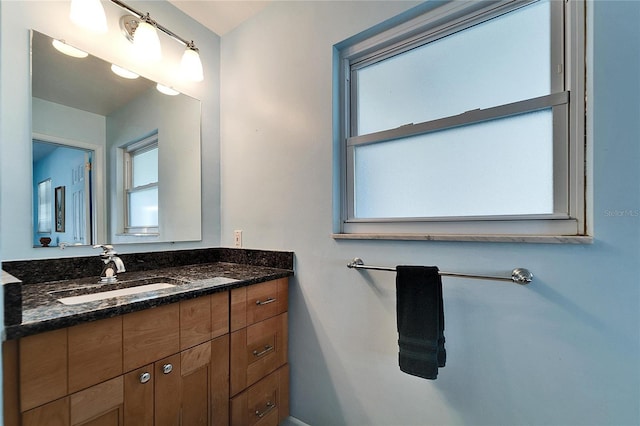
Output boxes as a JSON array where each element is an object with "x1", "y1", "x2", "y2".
[
  {"x1": 252, "y1": 344, "x2": 274, "y2": 357},
  {"x1": 255, "y1": 401, "x2": 276, "y2": 418},
  {"x1": 139, "y1": 372, "x2": 151, "y2": 384},
  {"x1": 256, "y1": 297, "x2": 276, "y2": 306},
  {"x1": 162, "y1": 363, "x2": 173, "y2": 374}
]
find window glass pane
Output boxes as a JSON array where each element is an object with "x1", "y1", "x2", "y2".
[
  {"x1": 128, "y1": 186, "x2": 158, "y2": 227},
  {"x1": 37, "y1": 179, "x2": 52, "y2": 233},
  {"x1": 353, "y1": 109, "x2": 554, "y2": 218},
  {"x1": 132, "y1": 146, "x2": 158, "y2": 188},
  {"x1": 356, "y1": 0, "x2": 550, "y2": 135}
]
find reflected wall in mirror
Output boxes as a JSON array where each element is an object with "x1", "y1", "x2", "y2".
[{"x1": 31, "y1": 30, "x2": 202, "y2": 247}]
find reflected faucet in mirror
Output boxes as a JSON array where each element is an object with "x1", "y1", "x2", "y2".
[{"x1": 94, "y1": 244, "x2": 126, "y2": 283}]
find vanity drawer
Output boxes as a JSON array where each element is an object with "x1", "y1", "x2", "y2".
[
  {"x1": 230, "y1": 313, "x2": 288, "y2": 396},
  {"x1": 68, "y1": 316, "x2": 123, "y2": 393},
  {"x1": 19, "y1": 328, "x2": 68, "y2": 412},
  {"x1": 123, "y1": 303, "x2": 180, "y2": 372},
  {"x1": 179, "y1": 292, "x2": 229, "y2": 351},
  {"x1": 231, "y1": 278, "x2": 288, "y2": 332},
  {"x1": 230, "y1": 364, "x2": 289, "y2": 426}
]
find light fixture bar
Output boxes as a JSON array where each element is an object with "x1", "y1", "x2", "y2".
[{"x1": 110, "y1": 0, "x2": 193, "y2": 48}]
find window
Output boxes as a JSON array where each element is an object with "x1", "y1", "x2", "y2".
[
  {"x1": 123, "y1": 133, "x2": 159, "y2": 235},
  {"x1": 336, "y1": 0, "x2": 587, "y2": 241},
  {"x1": 37, "y1": 179, "x2": 52, "y2": 234}
]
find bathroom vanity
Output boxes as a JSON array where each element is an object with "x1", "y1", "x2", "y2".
[{"x1": 2, "y1": 248, "x2": 293, "y2": 426}]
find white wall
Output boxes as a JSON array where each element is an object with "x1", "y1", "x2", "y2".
[
  {"x1": 221, "y1": 1, "x2": 640, "y2": 425},
  {"x1": 0, "y1": 0, "x2": 221, "y2": 261}
]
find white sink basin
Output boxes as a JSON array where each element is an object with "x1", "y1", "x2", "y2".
[{"x1": 57, "y1": 283, "x2": 176, "y2": 305}]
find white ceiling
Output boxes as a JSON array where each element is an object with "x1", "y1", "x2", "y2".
[{"x1": 167, "y1": 1, "x2": 272, "y2": 36}]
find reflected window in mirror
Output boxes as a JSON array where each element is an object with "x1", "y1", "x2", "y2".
[{"x1": 123, "y1": 132, "x2": 159, "y2": 235}]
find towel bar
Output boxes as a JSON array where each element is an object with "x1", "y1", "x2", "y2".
[{"x1": 347, "y1": 258, "x2": 533, "y2": 284}]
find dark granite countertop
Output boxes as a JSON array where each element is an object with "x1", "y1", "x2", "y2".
[{"x1": 5, "y1": 255, "x2": 293, "y2": 340}]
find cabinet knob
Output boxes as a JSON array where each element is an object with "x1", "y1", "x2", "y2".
[
  {"x1": 163, "y1": 363, "x2": 173, "y2": 374},
  {"x1": 139, "y1": 372, "x2": 151, "y2": 384}
]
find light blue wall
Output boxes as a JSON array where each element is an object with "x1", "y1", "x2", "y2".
[{"x1": 220, "y1": 1, "x2": 639, "y2": 425}]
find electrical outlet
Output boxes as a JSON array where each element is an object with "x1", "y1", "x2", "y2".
[{"x1": 234, "y1": 230, "x2": 242, "y2": 248}]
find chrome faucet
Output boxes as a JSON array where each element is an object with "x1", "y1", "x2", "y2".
[{"x1": 93, "y1": 244, "x2": 126, "y2": 283}]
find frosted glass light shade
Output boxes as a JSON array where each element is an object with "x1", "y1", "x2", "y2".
[
  {"x1": 133, "y1": 20, "x2": 161, "y2": 62},
  {"x1": 180, "y1": 48, "x2": 204, "y2": 82},
  {"x1": 52, "y1": 39, "x2": 88, "y2": 58},
  {"x1": 70, "y1": 0, "x2": 108, "y2": 34},
  {"x1": 156, "y1": 84, "x2": 180, "y2": 96},
  {"x1": 111, "y1": 64, "x2": 139, "y2": 79}
]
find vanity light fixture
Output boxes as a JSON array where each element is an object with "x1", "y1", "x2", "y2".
[
  {"x1": 70, "y1": 0, "x2": 108, "y2": 34},
  {"x1": 52, "y1": 39, "x2": 89, "y2": 58},
  {"x1": 110, "y1": 64, "x2": 139, "y2": 79},
  {"x1": 129, "y1": 14, "x2": 162, "y2": 62},
  {"x1": 180, "y1": 42, "x2": 204, "y2": 82},
  {"x1": 110, "y1": 0, "x2": 204, "y2": 81},
  {"x1": 156, "y1": 84, "x2": 180, "y2": 96}
]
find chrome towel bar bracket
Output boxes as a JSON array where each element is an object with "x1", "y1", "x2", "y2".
[{"x1": 347, "y1": 258, "x2": 533, "y2": 284}]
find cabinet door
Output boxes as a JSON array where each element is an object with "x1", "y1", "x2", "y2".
[
  {"x1": 3, "y1": 339, "x2": 20, "y2": 426},
  {"x1": 19, "y1": 328, "x2": 68, "y2": 411},
  {"x1": 230, "y1": 313, "x2": 288, "y2": 396},
  {"x1": 155, "y1": 353, "x2": 182, "y2": 426},
  {"x1": 68, "y1": 316, "x2": 123, "y2": 393},
  {"x1": 123, "y1": 303, "x2": 180, "y2": 372},
  {"x1": 211, "y1": 291, "x2": 230, "y2": 339},
  {"x1": 69, "y1": 376, "x2": 124, "y2": 426},
  {"x1": 211, "y1": 334, "x2": 230, "y2": 426},
  {"x1": 181, "y1": 342, "x2": 211, "y2": 426},
  {"x1": 180, "y1": 296, "x2": 212, "y2": 351},
  {"x1": 123, "y1": 364, "x2": 154, "y2": 426},
  {"x1": 22, "y1": 397, "x2": 69, "y2": 426}
]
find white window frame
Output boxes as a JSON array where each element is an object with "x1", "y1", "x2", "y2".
[
  {"x1": 123, "y1": 133, "x2": 159, "y2": 235},
  {"x1": 335, "y1": 0, "x2": 588, "y2": 243}
]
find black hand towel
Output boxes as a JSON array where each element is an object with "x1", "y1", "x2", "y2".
[{"x1": 396, "y1": 265, "x2": 446, "y2": 379}]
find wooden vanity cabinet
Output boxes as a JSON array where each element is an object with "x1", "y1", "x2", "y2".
[
  {"x1": 9, "y1": 291, "x2": 231, "y2": 426},
  {"x1": 5, "y1": 278, "x2": 288, "y2": 426},
  {"x1": 230, "y1": 278, "x2": 290, "y2": 425}
]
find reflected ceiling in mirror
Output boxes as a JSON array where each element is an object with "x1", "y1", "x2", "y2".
[{"x1": 32, "y1": 31, "x2": 157, "y2": 116}]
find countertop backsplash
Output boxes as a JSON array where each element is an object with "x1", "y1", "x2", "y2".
[{"x1": 2, "y1": 247, "x2": 294, "y2": 284}]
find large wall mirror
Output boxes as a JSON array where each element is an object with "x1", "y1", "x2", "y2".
[{"x1": 31, "y1": 30, "x2": 202, "y2": 248}]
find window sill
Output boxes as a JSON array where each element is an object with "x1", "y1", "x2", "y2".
[{"x1": 332, "y1": 233, "x2": 593, "y2": 244}]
